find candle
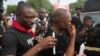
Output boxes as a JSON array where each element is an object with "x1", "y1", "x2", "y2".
[
  {"x1": 52, "y1": 32, "x2": 56, "y2": 55},
  {"x1": 78, "y1": 43, "x2": 85, "y2": 56}
]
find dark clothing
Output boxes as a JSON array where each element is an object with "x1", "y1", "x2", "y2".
[
  {"x1": 0, "y1": 24, "x2": 4, "y2": 55},
  {"x1": 0, "y1": 24, "x2": 3, "y2": 44},
  {"x1": 39, "y1": 28, "x2": 70, "y2": 56},
  {"x1": 75, "y1": 38, "x2": 100, "y2": 56},
  {"x1": 77, "y1": 25, "x2": 89, "y2": 38},
  {"x1": 35, "y1": 18, "x2": 46, "y2": 36},
  {"x1": 1, "y1": 21, "x2": 36, "y2": 56},
  {"x1": 72, "y1": 16, "x2": 82, "y2": 31}
]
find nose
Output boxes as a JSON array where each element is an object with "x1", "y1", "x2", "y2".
[{"x1": 30, "y1": 18, "x2": 35, "y2": 24}]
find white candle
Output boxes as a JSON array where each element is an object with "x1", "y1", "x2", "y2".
[
  {"x1": 52, "y1": 32, "x2": 56, "y2": 55},
  {"x1": 45, "y1": 21, "x2": 48, "y2": 27},
  {"x1": 79, "y1": 43, "x2": 85, "y2": 56}
]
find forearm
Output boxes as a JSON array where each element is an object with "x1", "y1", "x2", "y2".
[
  {"x1": 64, "y1": 37, "x2": 75, "y2": 56},
  {"x1": 78, "y1": 27, "x2": 87, "y2": 37},
  {"x1": 23, "y1": 44, "x2": 42, "y2": 56}
]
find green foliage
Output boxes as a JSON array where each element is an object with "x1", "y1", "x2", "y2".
[
  {"x1": 69, "y1": 0, "x2": 86, "y2": 15},
  {"x1": 6, "y1": 5, "x2": 16, "y2": 14},
  {"x1": 26, "y1": 0, "x2": 54, "y2": 13}
]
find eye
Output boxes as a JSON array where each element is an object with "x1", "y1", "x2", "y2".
[{"x1": 24, "y1": 16, "x2": 35, "y2": 19}]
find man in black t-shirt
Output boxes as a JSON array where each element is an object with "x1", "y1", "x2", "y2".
[
  {"x1": 38, "y1": 8, "x2": 76, "y2": 56},
  {"x1": 1, "y1": 1, "x2": 57, "y2": 56}
]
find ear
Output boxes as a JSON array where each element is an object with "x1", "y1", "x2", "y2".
[
  {"x1": 59, "y1": 19, "x2": 64, "y2": 26},
  {"x1": 59, "y1": 19, "x2": 63, "y2": 23}
]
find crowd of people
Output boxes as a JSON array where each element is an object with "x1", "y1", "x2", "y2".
[{"x1": 0, "y1": 1, "x2": 100, "y2": 56}]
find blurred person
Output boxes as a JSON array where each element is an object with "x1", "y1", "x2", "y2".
[
  {"x1": 73, "y1": 7, "x2": 83, "y2": 24},
  {"x1": 77, "y1": 15, "x2": 94, "y2": 38},
  {"x1": 75, "y1": 27, "x2": 100, "y2": 56},
  {"x1": 0, "y1": 12, "x2": 9, "y2": 55},
  {"x1": 34, "y1": 8, "x2": 48, "y2": 36},
  {"x1": 38, "y1": 8, "x2": 76, "y2": 56},
  {"x1": 1, "y1": 1, "x2": 57, "y2": 56},
  {"x1": 8, "y1": 13, "x2": 16, "y2": 25},
  {"x1": 71, "y1": 16, "x2": 82, "y2": 33},
  {"x1": 72, "y1": 7, "x2": 83, "y2": 32}
]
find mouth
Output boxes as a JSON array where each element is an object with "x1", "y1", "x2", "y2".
[{"x1": 29, "y1": 23, "x2": 34, "y2": 27}]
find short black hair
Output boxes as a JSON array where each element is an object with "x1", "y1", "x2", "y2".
[
  {"x1": 83, "y1": 15, "x2": 92, "y2": 22},
  {"x1": 87, "y1": 27, "x2": 100, "y2": 38},
  {"x1": 16, "y1": 1, "x2": 34, "y2": 16}
]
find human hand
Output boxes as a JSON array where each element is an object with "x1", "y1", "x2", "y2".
[
  {"x1": 84, "y1": 20, "x2": 93, "y2": 27},
  {"x1": 35, "y1": 36, "x2": 43, "y2": 42},
  {"x1": 40, "y1": 26, "x2": 47, "y2": 32},
  {"x1": 68, "y1": 25, "x2": 76, "y2": 38},
  {"x1": 38, "y1": 36, "x2": 57, "y2": 50},
  {"x1": 76, "y1": 53, "x2": 87, "y2": 56}
]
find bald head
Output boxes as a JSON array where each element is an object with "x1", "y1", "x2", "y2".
[{"x1": 50, "y1": 8, "x2": 71, "y2": 23}]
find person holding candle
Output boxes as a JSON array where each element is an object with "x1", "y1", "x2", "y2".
[{"x1": 38, "y1": 8, "x2": 76, "y2": 56}]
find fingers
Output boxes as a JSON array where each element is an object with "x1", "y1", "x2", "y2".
[
  {"x1": 69, "y1": 25, "x2": 76, "y2": 33},
  {"x1": 48, "y1": 41, "x2": 56, "y2": 48},
  {"x1": 68, "y1": 25, "x2": 76, "y2": 38},
  {"x1": 38, "y1": 36, "x2": 57, "y2": 49}
]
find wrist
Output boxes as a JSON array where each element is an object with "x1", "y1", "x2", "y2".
[{"x1": 36, "y1": 44, "x2": 42, "y2": 52}]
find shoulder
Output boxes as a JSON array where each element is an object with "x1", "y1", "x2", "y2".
[{"x1": 3, "y1": 26, "x2": 18, "y2": 39}]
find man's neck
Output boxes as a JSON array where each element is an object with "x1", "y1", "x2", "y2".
[
  {"x1": 52, "y1": 25, "x2": 62, "y2": 35},
  {"x1": 38, "y1": 17, "x2": 44, "y2": 21}
]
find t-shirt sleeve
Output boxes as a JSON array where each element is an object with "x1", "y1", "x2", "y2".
[{"x1": 1, "y1": 32, "x2": 18, "y2": 55}]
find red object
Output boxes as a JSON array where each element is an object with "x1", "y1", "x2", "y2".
[
  {"x1": 12, "y1": 20, "x2": 36, "y2": 37},
  {"x1": 54, "y1": 3, "x2": 69, "y2": 11}
]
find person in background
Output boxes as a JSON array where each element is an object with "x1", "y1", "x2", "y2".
[
  {"x1": 75, "y1": 27, "x2": 100, "y2": 56},
  {"x1": 8, "y1": 13, "x2": 16, "y2": 26},
  {"x1": 34, "y1": 8, "x2": 48, "y2": 36},
  {"x1": 72, "y1": 7, "x2": 83, "y2": 33},
  {"x1": 73, "y1": 7, "x2": 83, "y2": 24},
  {"x1": 1, "y1": 1, "x2": 57, "y2": 56},
  {"x1": 77, "y1": 15, "x2": 94, "y2": 38},
  {"x1": 38, "y1": 8, "x2": 76, "y2": 56}
]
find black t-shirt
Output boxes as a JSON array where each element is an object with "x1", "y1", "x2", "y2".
[
  {"x1": 38, "y1": 28, "x2": 70, "y2": 56},
  {"x1": 1, "y1": 27, "x2": 35, "y2": 56},
  {"x1": 75, "y1": 38, "x2": 100, "y2": 56},
  {"x1": 0, "y1": 24, "x2": 3, "y2": 45}
]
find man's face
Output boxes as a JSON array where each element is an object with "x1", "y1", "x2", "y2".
[
  {"x1": 60, "y1": 12, "x2": 72, "y2": 30},
  {"x1": 38, "y1": 9, "x2": 46, "y2": 19},
  {"x1": 76, "y1": 10, "x2": 81, "y2": 16},
  {"x1": 84, "y1": 19, "x2": 94, "y2": 27},
  {"x1": 20, "y1": 8, "x2": 36, "y2": 29}
]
